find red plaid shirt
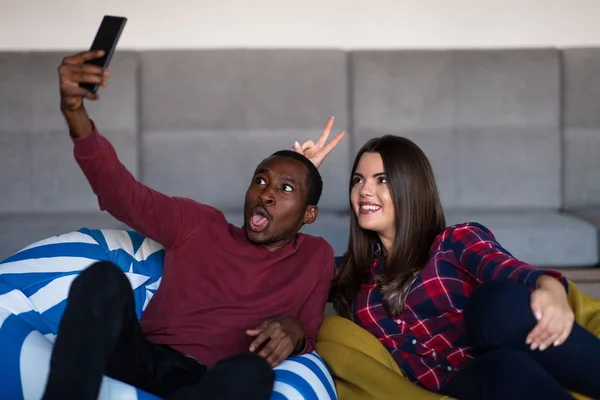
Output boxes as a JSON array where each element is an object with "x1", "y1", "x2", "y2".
[{"x1": 352, "y1": 222, "x2": 567, "y2": 392}]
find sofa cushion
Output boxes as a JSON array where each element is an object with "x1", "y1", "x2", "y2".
[
  {"x1": 562, "y1": 48, "x2": 600, "y2": 208},
  {"x1": 138, "y1": 50, "x2": 350, "y2": 214},
  {"x1": 141, "y1": 129, "x2": 351, "y2": 213},
  {"x1": 351, "y1": 49, "x2": 561, "y2": 210},
  {"x1": 445, "y1": 210, "x2": 598, "y2": 267},
  {"x1": 568, "y1": 208, "x2": 600, "y2": 252},
  {"x1": 4, "y1": 209, "x2": 594, "y2": 270},
  {"x1": 0, "y1": 52, "x2": 140, "y2": 215},
  {"x1": 230, "y1": 210, "x2": 598, "y2": 267},
  {"x1": 140, "y1": 50, "x2": 348, "y2": 132}
]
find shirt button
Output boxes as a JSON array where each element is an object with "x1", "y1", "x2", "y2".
[
  {"x1": 432, "y1": 351, "x2": 436, "y2": 358},
  {"x1": 447, "y1": 366, "x2": 453, "y2": 371},
  {"x1": 412, "y1": 339, "x2": 417, "y2": 345}
]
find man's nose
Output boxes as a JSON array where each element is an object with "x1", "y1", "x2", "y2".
[{"x1": 259, "y1": 186, "x2": 275, "y2": 206}]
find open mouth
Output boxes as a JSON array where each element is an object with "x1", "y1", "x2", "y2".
[{"x1": 248, "y1": 206, "x2": 272, "y2": 233}]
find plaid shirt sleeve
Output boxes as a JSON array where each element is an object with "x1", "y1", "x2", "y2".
[{"x1": 449, "y1": 222, "x2": 568, "y2": 292}]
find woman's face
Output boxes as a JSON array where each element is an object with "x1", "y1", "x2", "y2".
[{"x1": 350, "y1": 152, "x2": 395, "y2": 239}]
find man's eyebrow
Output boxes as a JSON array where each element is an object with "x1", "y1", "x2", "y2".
[
  {"x1": 254, "y1": 168, "x2": 268, "y2": 175},
  {"x1": 281, "y1": 176, "x2": 297, "y2": 185}
]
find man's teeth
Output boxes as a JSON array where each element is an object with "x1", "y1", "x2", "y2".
[{"x1": 361, "y1": 205, "x2": 381, "y2": 210}]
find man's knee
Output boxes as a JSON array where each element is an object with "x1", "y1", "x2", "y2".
[
  {"x1": 211, "y1": 353, "x2": 274, "y2": 397},
  {"x1": 215, "y1": 353, "x2": 274, "y2": 380},
  {"x1": 70, "y1": 261, "x2": 130, "y2": 299},
  {"x1": 464, "y1": 280, "x2": 534, "y2": 350}
]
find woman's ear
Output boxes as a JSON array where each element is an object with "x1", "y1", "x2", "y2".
[{"x1": 303, "y1": 205, "x2": 318, "y2": 225}]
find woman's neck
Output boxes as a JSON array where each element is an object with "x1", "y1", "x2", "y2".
[{"x1": 378, "y1": 234, "x2": 394, "y2": 263}]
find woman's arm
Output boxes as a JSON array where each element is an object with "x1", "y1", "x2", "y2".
[{"x1": 449, "y1": 222, "x2": 568, "y2": 292}]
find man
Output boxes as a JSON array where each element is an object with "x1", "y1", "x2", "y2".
[{"x1": 43, "y1": 50, "x2": 336, "y2": 400}]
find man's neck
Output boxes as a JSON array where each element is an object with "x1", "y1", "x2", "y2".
[{"x1": 260, "y1": 236, "x2": 296, "y2": 252}]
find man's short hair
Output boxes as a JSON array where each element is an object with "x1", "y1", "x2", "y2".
[{"x1": 271, "y1": 150, "x2": 323, "y2": 206}]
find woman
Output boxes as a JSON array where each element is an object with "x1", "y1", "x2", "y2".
[{"x1": 293, "y1": 118, "x2": 600, "y2": 400}]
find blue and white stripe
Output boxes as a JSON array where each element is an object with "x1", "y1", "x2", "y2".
[{"x1": 0, "y1": 228, "x2": 337, "y2": 400}]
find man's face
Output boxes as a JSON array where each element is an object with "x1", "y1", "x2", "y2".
[{"x1": 243, "y1": 156, "x2": 317, "y2": 250}]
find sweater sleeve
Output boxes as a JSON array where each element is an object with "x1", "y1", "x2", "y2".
[
  {"x1": 294, "y1": 242, "x2": 335, "y2": 354},
  {"x1": 449, "y1": 222, "x2": 568, "y2": 292},
  {"x1": 73, "y1": 126, "x2": 215, "y2": 249}
]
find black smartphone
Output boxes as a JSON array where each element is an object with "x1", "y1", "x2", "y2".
[{"x1": 79, "y1": 15, "x2": 127, "y2": 93}]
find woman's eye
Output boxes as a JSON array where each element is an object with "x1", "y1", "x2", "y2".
[
  {"x1": 255, "y1": 177, "x2": 266, "y2": 185},
  {"x1": 378, "y1": 176, "x2": 388, "y2": 184},
  {"x1": 282, "y1": 184, "x2": 293, "y2": 192},
  {"x1": 351, "y1": 176, "x2": 363, "y2": 185}
]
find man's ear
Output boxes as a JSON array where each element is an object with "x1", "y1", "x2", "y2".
[{"x1": 303, "y1": 205, "x2": 318, "y2": 225}]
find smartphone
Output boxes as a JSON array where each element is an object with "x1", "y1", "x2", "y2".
[{"x1": 80, "y1": 15, "x2": 127, "y2": 93}]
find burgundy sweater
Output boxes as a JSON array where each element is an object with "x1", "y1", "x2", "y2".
[{"x1": 73, "y1": 129, "x2": 334, "y2": 367}]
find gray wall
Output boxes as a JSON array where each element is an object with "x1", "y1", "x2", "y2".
[{"x1": 0, "y1": 48, "x2": 599, "y2": 266}]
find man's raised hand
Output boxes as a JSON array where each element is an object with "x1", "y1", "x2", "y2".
[{"x1": 58, "y1": 50, "x2": 109, "y2": 112}]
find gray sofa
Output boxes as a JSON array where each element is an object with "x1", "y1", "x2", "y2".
[{"x1": 1, "y1": 48, "x2": 599, "y2": 268}]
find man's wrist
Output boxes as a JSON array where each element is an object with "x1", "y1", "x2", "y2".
[
  {"x1": 62, "y1": 107, "x2": 93, "y2": 139},
  {"x1": 292, "y1": 335, "x2": 306, "y2": 355}
]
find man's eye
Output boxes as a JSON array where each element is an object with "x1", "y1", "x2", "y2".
[
  {"x1": 282, "y1": 184, "x2": 294, "y2": 192},
  {"x1": 255, "y1": 177, "x2": 266, "y2": 185}
]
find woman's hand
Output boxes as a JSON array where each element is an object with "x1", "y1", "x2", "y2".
[
  {"x1": 293, "y1": 116, "x2": 345, "y2": 168},
  {"x1": 526, "y1": 275, "x2": 574, "y2": 351}
]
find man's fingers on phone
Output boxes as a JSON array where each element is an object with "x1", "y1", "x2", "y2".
[
  {"x1": 67, "y1": 50, "x2": 104, "y2": 64},
  {"x1": 72, "y1": 72, "x2": 105, "y2": 85},
  {"x1": 81, "y1": 63, "x2": 108, "y2": 76},
  {"x1": 84, "y1": 90, "x2": 100, "y2": 100},
  {"x1": 59, "y1": 64, "x2": 105, "y2": 84},
  {"x1": 60, "y1": 82, "x2": 89, "y2": 97},
  {"x1": 62, "y1": 50, "x2": 105, "y2": 65}
]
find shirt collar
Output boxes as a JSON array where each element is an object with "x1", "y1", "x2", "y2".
[{"x1": 370, "y1": 241, "x2": 385, "y2": 274}]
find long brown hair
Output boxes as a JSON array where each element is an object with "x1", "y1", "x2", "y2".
[{"x1": 331, "y1": 135, "x2": 446, "y2": 317}]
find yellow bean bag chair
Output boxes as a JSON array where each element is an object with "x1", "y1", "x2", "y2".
[{"x1": 316, "y1": 281, "x2": 600, "y2": 400}]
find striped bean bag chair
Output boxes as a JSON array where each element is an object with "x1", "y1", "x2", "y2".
[{"x1": 0, "y1": 229, "x2": 338, "y2": 400}]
